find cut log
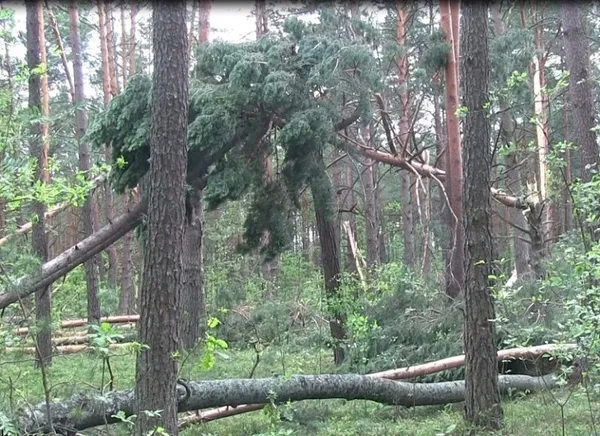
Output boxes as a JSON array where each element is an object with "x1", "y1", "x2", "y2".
[
  {"x1": 13, "y1": 315, "x2": 140, "y2": 335},
  {"x1": 0, "y1": 199, "x2": 146, "y2": 310},
  {"x1": 19, "y1": 373, "x2": 556, "y2": 433},
  {"x1": 6, "y1": 343, "x2": 129, "y2": 354},
  {"x1": 0, "y1": 174, "x2": 107, "y2": 248}
]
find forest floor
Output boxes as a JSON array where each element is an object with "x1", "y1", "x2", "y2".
[{"x1": 2, "y1": 344, "x2": 598, "y2": 435}]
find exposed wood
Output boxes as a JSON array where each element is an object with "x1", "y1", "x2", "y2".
[
  {"x1": 14, "y1": 314, "x2": 140, "y2": 335},
  {"x1": 6, "y1": 343, "x2": 129, "y2": 355}
]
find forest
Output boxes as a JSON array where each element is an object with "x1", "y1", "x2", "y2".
[{"x1": 0, "y1": 0, "x2": 599, "y2": 434}]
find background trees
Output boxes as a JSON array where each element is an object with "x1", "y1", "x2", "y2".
[{"x1": 1, "y1": 2, "x2": 600, "y2": 434}]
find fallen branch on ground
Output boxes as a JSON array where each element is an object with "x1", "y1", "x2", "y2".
[{"x1": 20, "y1": 373, "x2": 557, "y2": 433}]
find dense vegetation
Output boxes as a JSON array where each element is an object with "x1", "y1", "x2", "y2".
[{"x1": 0, "y1": 1, "x2": 599, "y2": 434}]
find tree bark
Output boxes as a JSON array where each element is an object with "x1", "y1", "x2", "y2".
[
  {"x1": 103, "y1": 1, "x2": 120, "y2": 286},
  {"x1": 461, "y1": 2, "x2": 503, "y2": 428},
  {"x1": 26, "y1": 0, "x2": 52, "y2": 366},
  {"x1": 396, "y1": 3, "x2": 416, "y2": 270},
  {"x1": 490, "y1": 5, "x2": 533, "y2": 281},
  {"x1": 134, "y1": 3, "x2": 189, "y2": 435},
  {"x1": 19, "y1": 373, "x2": 556, "y2": 433},
  {"x1": 561, "y1": 2, "x2": 599, "y2": 184},
  {"x1": 311, "y1": 154, "x2": 347, "y2": 365},
  {"x1": 181, "y1": 192, "x2": 205, "y2": 349},
  {"x1": 198, "y1": 0, "x2": 211, "y2": 44},
  {"x1": 440, "y1": 0, "x2": 464, "y2": 298},
  {"x1": 69, "y1": 1, "x2": 101, "y2": 326},
  {"x1": 361, "y1": 156, "x2": 380, "y2": 268},
  {"x1": 255, "y1": 0, "x2": 268, "y2": 37},
  {"x1": 118, "y1": 193, "x2": 135, "y2": 314}
]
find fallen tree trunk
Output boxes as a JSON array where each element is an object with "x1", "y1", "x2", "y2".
[
  {"x1": 13, "y1": 315, "x2": 139, "y2": 335},
  {"x1": 178, "y1": 343, "x2": 575, "y2": 427},
  {"x1": 369, "y1": 343, "x2": 575, "y2": 380},
  {"x1": 0, "y1": 200, "x2": 146, "y2": 310},
  {"x1": 20, "y1": 373, "x2": 556, "y2": 433},
  {"x1": 0, "y1": 174, "x2": 108, "y2": 248}
]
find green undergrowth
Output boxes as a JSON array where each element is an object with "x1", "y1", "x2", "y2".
[{"x1": 1, "y1": 346, "x2": 599, "y2": 435}]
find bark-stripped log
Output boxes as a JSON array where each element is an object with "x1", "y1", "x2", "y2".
[{"x1": 19, "y1": 374, "x2": 557, "y2": 433}]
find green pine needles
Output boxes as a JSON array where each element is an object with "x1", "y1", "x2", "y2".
[{"x1": 87, "y1": 9, "x2": 380, "y2": 258}]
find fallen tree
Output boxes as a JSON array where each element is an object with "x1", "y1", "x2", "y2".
[
  {"x1": 178, "y1": 343, "x2": 575, "y2": 427},
  {"x1": 19, "y1": 373, "x2": 557, "y2": 433},
  {"x1": 0, "y1": 173, "x2": 108, "y2": 248},
  {"x1": 0, "y1": 200, "x2": 146, "y2": 310}
]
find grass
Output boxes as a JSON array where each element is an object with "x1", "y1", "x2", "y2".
[{"x1": 1, "y1": 342, "x2": 598, "y2": 435}]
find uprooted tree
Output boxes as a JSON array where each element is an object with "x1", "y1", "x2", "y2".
[{"x1": 0, "y1": 10, "x2": 541, "y2": 357}]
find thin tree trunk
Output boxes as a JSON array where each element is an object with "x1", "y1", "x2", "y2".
[
  {"x1": 26, "y1": 0, "x2": 52, "y2": 366},
  {"x1": 255, "y1": 0, "x2": 268, "y2": 37},
  {"x1": 129, "y1": 1, "x2": 137, "y2": 77},
  {"x1": 361, "y1": 156, "x2": 379, "y2": 268},
  {"x1": 70, "y1": 1, "x2": 101, "y2": 325},
  {"x1": 103, "y1": 1, "x2": 119, "y2": 287},
  {"x1": 461, "y1": 2, "x2": 503, "y2": 428},
  {"x1": 311, "y1": 154, "x2": 346, "y2": 365},
  {"x1": 440, "y1": 0, "x2": 464, "y2": 298},
  {"x1": 199, "y1": 0, "x2": 211, "y2": 43},
  {"x1": 134, "y1": 3, "x2": 189, "y2": 434}
]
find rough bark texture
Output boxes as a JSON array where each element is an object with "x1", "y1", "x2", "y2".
[
  {"x1": 118, "y1": 193, "x2": 135, "y2": 314},
  {"x1": 134, "y1": 4, "x2": 189, "y2": 435},
  {"x1": 561, "y1": 2, "x2": 599, "y2": 184},
  {"x1": 26, "y1": 0, "x2": 52, "y2": 366},
  {"x1": 490, "y1": 5, "x2": 533, "y2": 280},
  {"x1": 311, "y1": 154, "x2": 347, "y2": 365},
  {"x1": 70, "y1": 1, "x2": 101, "y2": 325},
  {"x1": 461, "y1": 2, "x2": 503, "y2": 428},
  {"x1": 440, "y1": 0, "x2": 464, "y2": 298},
  {"x1": 19, "y1": 374, "x2": 556, "y2": 433},
  {"x1": 181, "y1": 193, "x2": 205, "y2": 349}
]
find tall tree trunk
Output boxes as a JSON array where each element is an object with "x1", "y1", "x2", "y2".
[
  {"x1": 134, "y1": 3, "x2": 189, "y2": 435},
  {"x1": 129, "y1": 1, "x2": 137, "y2": 78},
  {"x1": 344, "y1": 159, "x2": 359, "y2": 270},
  {"x1": 491, "y1": 5, "x2": 533, "y2": 280},
  {"x1": 361, "y1": 157, "x2": 379, "y2": 268},
  {"x1": 311, "y1": 154, "x2": 347, "y2": 366},
  {"x1": 561, "y1": 3, "x2": 599, "y2": 184},
  {"x1": 531, "y1": 6, "x2": 554, "y2": 251},
  {"x1": 562, "y1": 63, "x2": 573, "y2": 233},
  {"x1": 179, "y1": 0, "x2": 209, "y2": 346},
  {"x1": 373, "y1": 161, "x2": 387, "y2": 264},
  {"x1": 181, "y1": 192, "x2": 205, "y2": 349},
  {"x1": 255, "y1": 0, "x2": 268, "y2": 37},
  {"x1": 461, "y1": 2, "x2": 503, "y2": 428},
  {"x1": 26, "y1": 0, "x2": 52, "y2": 366},
  {"x1": 199, "y1": 0, "x2": 211, "y2": 44},
  {"x1": 397, "y1": 3, "x2": 415, "y2": 269},
  {"x1": 440, "y1": 0, "x2": 464, "y2": 298},
  {"x1": 104, "y1": 2, "x2": 120, "y2": 285},
  {"x1": 69, "y1": 1, "x2": 101, "y2": 325}
]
